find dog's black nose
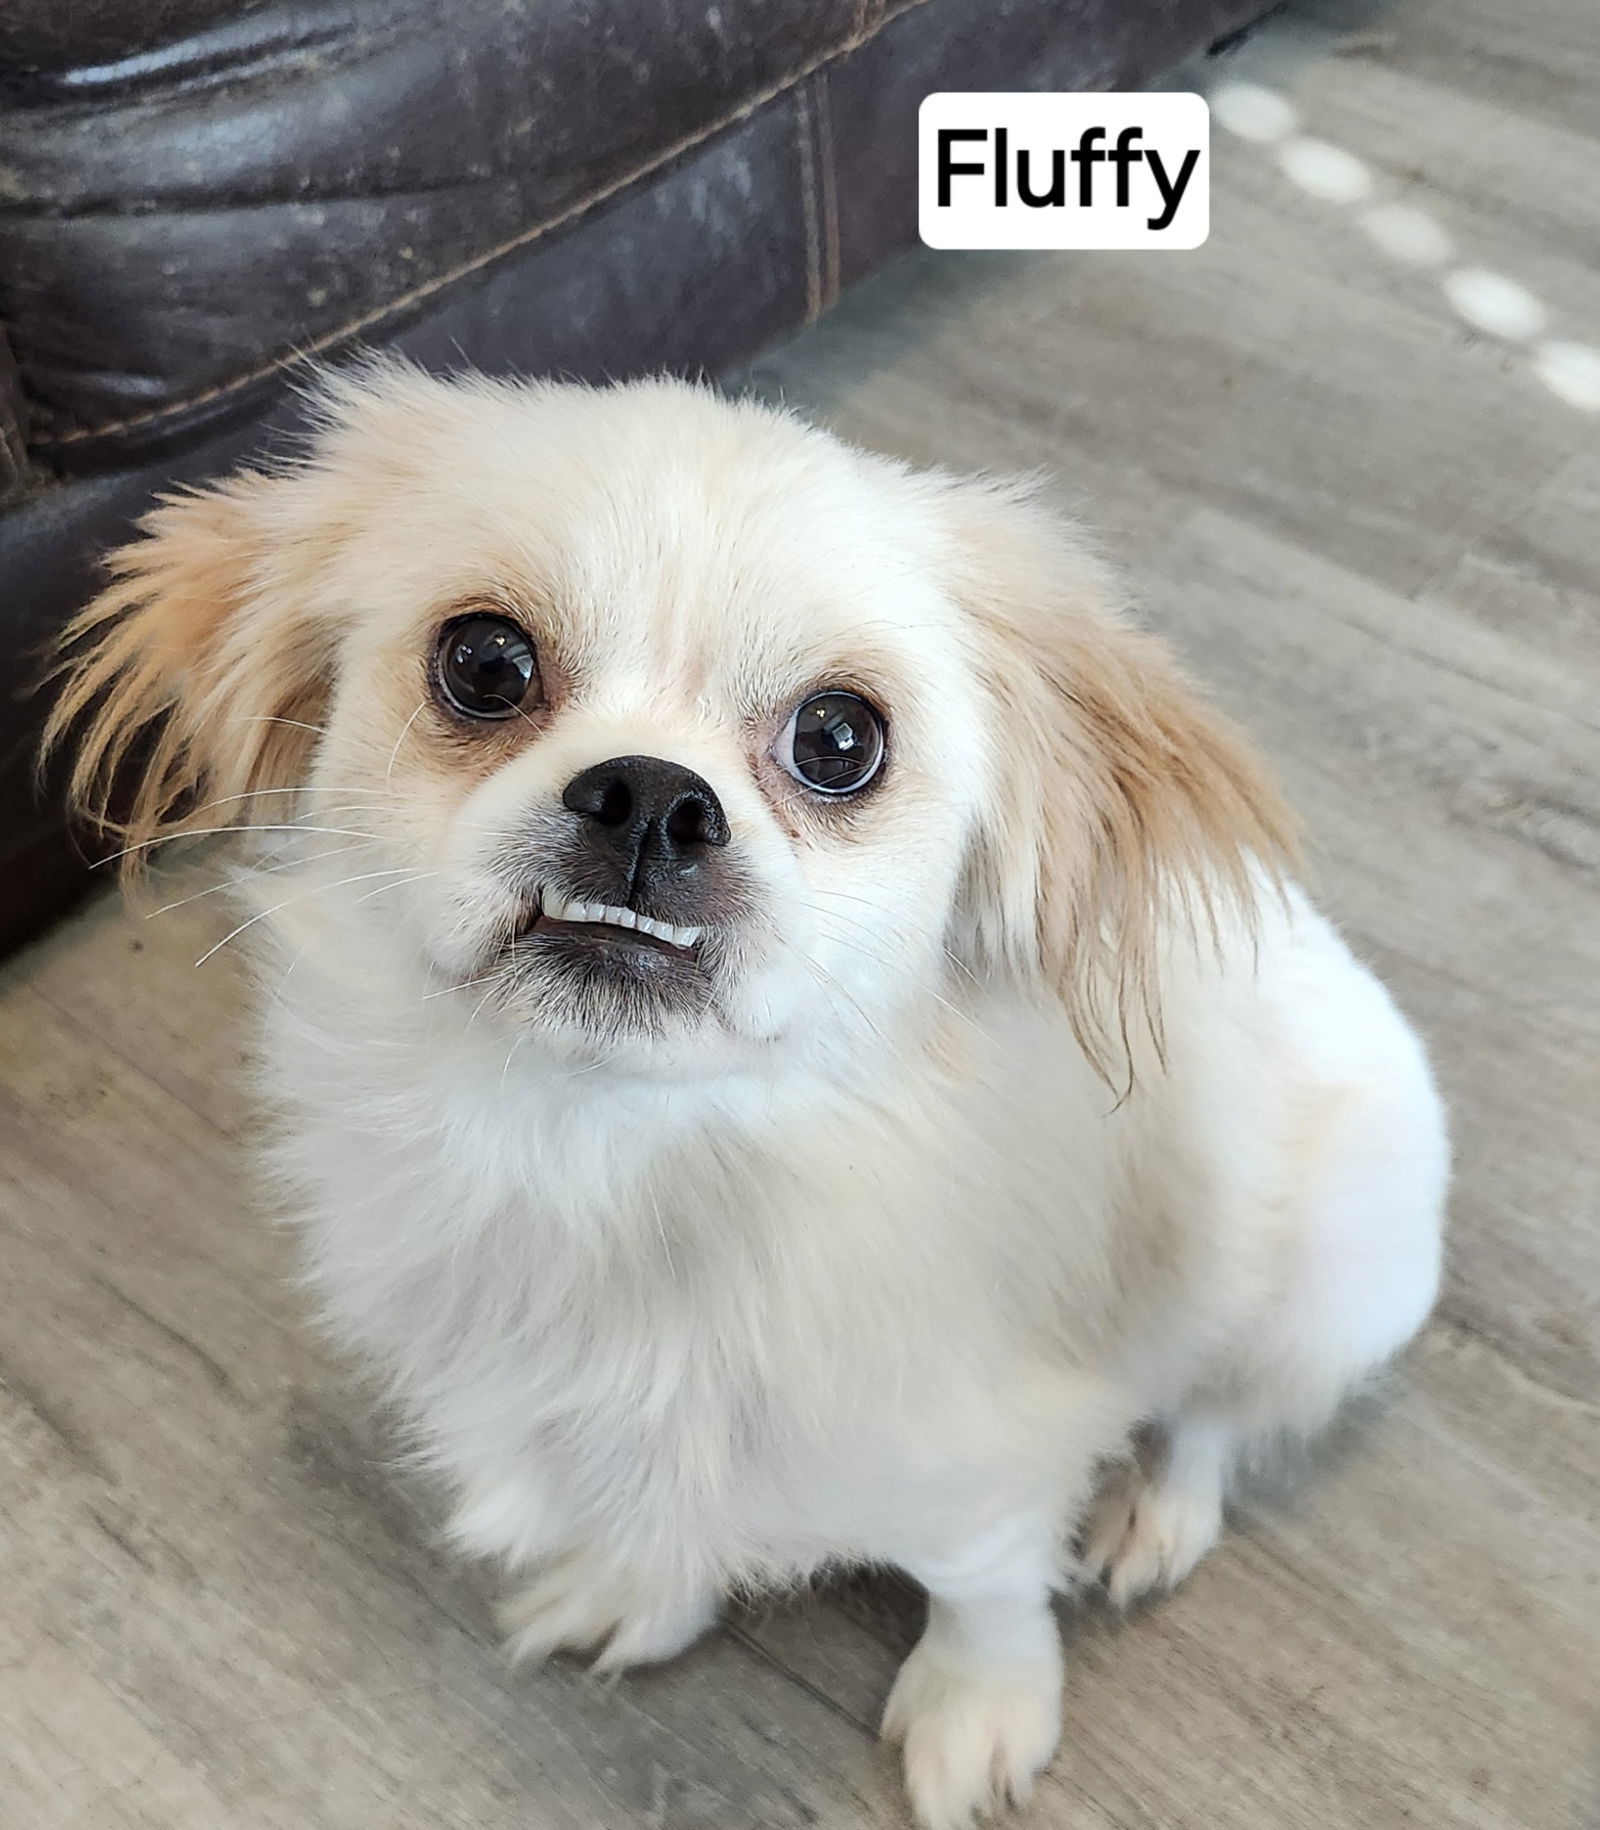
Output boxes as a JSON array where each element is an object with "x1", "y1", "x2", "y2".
[{"x1": 562, "y1": 756, "x2": 730, "y2": 880}]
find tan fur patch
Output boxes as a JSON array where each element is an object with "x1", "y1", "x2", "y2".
[
  {"x1": 43, "y1": 474, "x2": 334, "y2": 880},
  {"x1": 943, "y1": 483, "x2": 1298, "y2": 1081}
]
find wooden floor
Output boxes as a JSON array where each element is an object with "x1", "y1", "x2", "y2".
[{"x1": 4, "y1": 3, "x2": 1598, "y2": 1825}]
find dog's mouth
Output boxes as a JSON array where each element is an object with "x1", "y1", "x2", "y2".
[
  {"x1": 488, "y1": 880, "x2": 739, "y2": 1037},
  {"x1": 516, "y1": 891, "x2": 705, "y2": 961},
  {"x1": 491, "y1": 879, "x2": 733, "y2": 1035}
]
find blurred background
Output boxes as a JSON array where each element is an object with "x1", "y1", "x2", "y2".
[{"x1": 1, "y1": 1, "x2": 1596, "y2": 1826}]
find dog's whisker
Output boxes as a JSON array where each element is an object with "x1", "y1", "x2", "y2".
[
  {"x1": 464, "y1": 979, "x2": 505, "y2": 1034},
  {"x1": 807, "y1": 912, "x2": 985, "y2": 1036},
  {"x1": 349, "y1": 870, "x2": 440, "y2": 908},
  {"x1": 277, "y1": 800, "x2": 391, "y2": 828},
  {"x1": 940, "y1": 946, "x2": 983, "y2": 988},
  {"x1": 644, "y1": 1179, "x2": 678, "y2": 1281},
  {"x1": 421, "y1": 969, "x2": 505, "y2": 1003},
  {"x1": 804, "y1": 903, "x2": 930, "y2": 965},
  {"x1": 809, "y1": 911, "x2": 984, "y2": 1024},
  {"x1": 146, "y1": 841, "x2": 371, "y2": 916},
  {"x1": 236, "y1": 714, "x2": 331, "y2": 737},
  {"x1": 241, "y1": 813, "x2": 388, "y2": 876},
  {"x1": 385, "y1": 702, "x2": 429, "y2": 785},
  {"x1": 102, "y1": 824, "x2": 379, "y2": 865},
  {"x1": 192, "y1": 866, "x2": 425, "y2": 967},
  {"x1": 265, "y1": 935, "x2": 317, "y2": 1009},
  {"x1": 786, "y1": 950, "x2": 897, "y2": 1058},
  {"x1": 185, "y1": 783, "x2": 396, "y2": 819}
]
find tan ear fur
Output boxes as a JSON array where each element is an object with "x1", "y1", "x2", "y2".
[
  {"x1": 43, "y1": 472, "x2": 333, "y2": 880},
  {"x1": 946, "y1": 481, "x2": 1298, "y2": 1080}
]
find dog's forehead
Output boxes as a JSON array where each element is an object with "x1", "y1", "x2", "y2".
[
  {"x1": 556, "y1": 477, "x2": 904, "y2": 654},
  {"x1": 323, "y1": 380, "x2": 964, "y2": 710},
  {"x1": 481, "y1": 438, "x2": 953, "y2": 703}
]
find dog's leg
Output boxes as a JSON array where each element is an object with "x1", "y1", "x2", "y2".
[
  {"x1": 882, "y1": 1514, "x2": 1064, "y2": 1830},
  {"x1": 1089, "y1": 1024, "x2": 1446, "y2": 1608},
  {"x1": 448, "y1": 1468, "x2": 720, "y2": 1670},
  {"x1": 500, "y1": 1550, "x2": 721, "y2": 1672},
  {"x1": 1082, "y1": 1412, "x2": 1232, "y2": 1606}
]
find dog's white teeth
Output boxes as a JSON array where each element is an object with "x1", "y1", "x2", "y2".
[
  {"x1": 636, "y1": 913, "x2": 703, "y2": 948},
  {"x1": 539, "y1": 893, "x2": 699, "y2": 950}
]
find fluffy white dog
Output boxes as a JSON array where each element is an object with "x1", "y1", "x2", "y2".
[{"x1": 52, "y1": 367, "x2": 1447, "y2": 1829}]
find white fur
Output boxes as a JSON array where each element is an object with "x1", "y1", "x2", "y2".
[{"x1": 95, "y1": 373, "x2": 1449, "y2": 1829}]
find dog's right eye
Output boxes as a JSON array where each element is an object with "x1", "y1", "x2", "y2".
[{"x1": 434, "y1": 615, "x2": 539, "y2": 720}]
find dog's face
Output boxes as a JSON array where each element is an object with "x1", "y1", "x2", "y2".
[
  {"x1": 53, "y1": 369, "x2": 1289, "y2": 1079},
  {"x1": 305, "y1": 378, "x2": 997, "y2": 1073}
]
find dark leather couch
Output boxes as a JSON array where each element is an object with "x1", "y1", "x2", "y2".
[{"x1": 0, "y1": 0, "x2": 1270, "y2": 954}]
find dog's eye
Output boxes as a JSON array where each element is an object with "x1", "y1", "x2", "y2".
[
  {"x1": 434, "y1": 615, "x2": 539, "y2": 720},
  {"x1": 778, "y1": 691, "x2": 886, "y2": 795}
]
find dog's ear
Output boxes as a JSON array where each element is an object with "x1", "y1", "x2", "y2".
[
  {"x1": 44, "y1": 471, "x2": 338, "y2": 877},
  {"x1": 945, "y1": 480, "x2": 1296, "y2": 1078}
]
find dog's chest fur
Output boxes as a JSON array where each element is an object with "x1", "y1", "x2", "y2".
[{"x1": 273, "y1": 1024, "x2": 1134, "y2": 1585}]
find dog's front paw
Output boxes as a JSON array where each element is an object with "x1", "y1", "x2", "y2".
[
  {"x1": 500, "y1": 1554, "x2": 719, "y2": 1673},
  {"x1": 881, "y1": 1638, "x2": 1063, "y2": 1830}
]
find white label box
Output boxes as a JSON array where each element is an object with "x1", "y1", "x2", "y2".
[{"x1": 919, "y1": 92, "x2": 1210, "y2": 251}]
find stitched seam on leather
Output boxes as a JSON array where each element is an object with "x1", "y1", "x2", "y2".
[
  {"x1": 38, "y1": 0, "x2": 940, "y2": 449},
  {"x1": 814, "y1": 69, "x2": 842, "y2": 309},
  {"x1": 0, "y1": 325, "x2": 26, "y2": 494},
  {"x1": 794, "y1": 85, "x2": 823, "y2": 323}
]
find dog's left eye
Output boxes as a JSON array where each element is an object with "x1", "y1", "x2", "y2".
[
  {"x1": 778, "y1": 691, "x2": 887, "y2": 795},
  {"x1": 434, "y1": 615, "x2": 539, "y2": 720}
]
